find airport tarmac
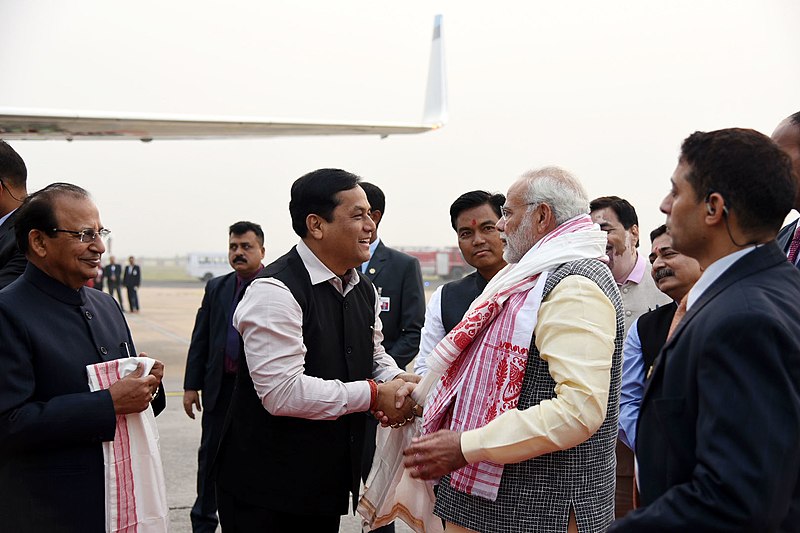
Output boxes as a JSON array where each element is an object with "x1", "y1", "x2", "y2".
[{"x1": 126, "y1": 283, "x2": 416, "y2": 533}]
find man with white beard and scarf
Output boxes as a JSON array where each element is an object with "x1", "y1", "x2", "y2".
[{"x1": 403, "y1": 167, "x2": 623, "y2": 533}]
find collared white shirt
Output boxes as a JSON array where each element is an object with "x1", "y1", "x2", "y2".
[
  {"x1": 686, "y1": 246, "x2": 756, "y2": 310},
  {"x1": 360, "y1": 237, "x2": 381, "y2": 273},
  {"x1": 233, "y1": 240, "x2": 401, "y2": 420}
]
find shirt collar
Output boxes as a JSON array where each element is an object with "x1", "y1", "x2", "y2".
[
  {"x1": 24, "y1": 262, "x2": 86, "y2": 306},
  {"x1": 361, "y1": 237, "x2": 381, "y2": 273},
  {"x1": 296, "y1": 240, "x2": 361, "y2": 295},
  {"x1": 622, "y1": 251, "x2": 647, "y2": 286},
  {"x1": 0, "y1": 207, "x2": 17, "y2": 228},
  {"x1": 236, "y1": 264, "x2": 264, "y2": 285},
  {"x1": 686, "y1": 246, "x2": 756, "y2": 310}
]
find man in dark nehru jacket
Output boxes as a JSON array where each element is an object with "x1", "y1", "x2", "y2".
[
  {"x1": 414, "y1": 189, "x2": 507, "y2": 375},
  {"x1": 0, "y1": 183, "x2": 165, "y2": 533},
  {"x1": 215, "y1": 168, "x2": 418, "y2": 532},
  {"x1": 0, "y1": 140, "x2": 28, "y2": 288},
  {"x1": 610, "y1": 128, "x2": 800, "y2": 531}
]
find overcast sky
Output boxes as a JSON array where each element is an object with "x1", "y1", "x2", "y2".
[{"x1": 2, "y1": 0, "x2": 799, "y2": 261}]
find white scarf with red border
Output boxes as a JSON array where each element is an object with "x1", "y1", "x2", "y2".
[{"x1": 421, "y1": 214, "x2": 607, "y2": 501}]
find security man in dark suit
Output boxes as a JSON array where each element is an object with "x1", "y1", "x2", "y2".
[
  {"x1": 610, "y1": 128, "x2": 800, "y2": 531},
  {"x1": 773, "y1": 111, "x2": 800, "y2": 265},
  {"x1": 104, "y1": 255, "x2": 124, "y2": 309},
  {"x1": 356, "y1": 182, "x2": 425, "y2": 533},
  {"x1": 183, "y1": 221, "x2": 265, "y2": 533},
  {"x1": 0, "y1": 140, "x2": 28, "y2": 289},
  {"x1": 123, "y1": 255, "x2": 142, "y2": 312}
]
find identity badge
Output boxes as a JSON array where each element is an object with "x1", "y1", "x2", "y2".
[{"x1": 379, "y1": 296, "x2": 391, "y2": 313}]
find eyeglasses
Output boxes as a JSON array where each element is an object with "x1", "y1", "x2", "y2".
[
  {"x1": 51, "y1": 228, "x2": 111, "y2": 243},
  {"x1": 500, "y1": 202, "x2": 537, "y2": 219}
]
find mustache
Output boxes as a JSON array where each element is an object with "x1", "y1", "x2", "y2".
[
  {"x1": 232, "y1": 256, "x2": 248, "y2": 264},
  {"x1": 654, "y1": 267, "x2": 675, "y2": 282}
]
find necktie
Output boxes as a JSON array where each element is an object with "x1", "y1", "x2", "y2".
[
  {"x1": 788, "y1": 225, "x2": 800, "y2": 265},
  {"x1": 667, "y1": 295, "x2": 688, "y2": 340}
]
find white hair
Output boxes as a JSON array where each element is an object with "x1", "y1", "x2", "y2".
[{"x1": 518, "y1": 166, "x2": 589, "y2": 225}]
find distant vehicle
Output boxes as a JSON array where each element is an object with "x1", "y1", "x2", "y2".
[
  {"x1": 187, "y1": 253, "x2": 232, "y2": 282},
  {"x1": 399, "y1": 246, "x2": 471, "y2": 280},
  {"x1": 0, "y1": 16, "x2": 445, "y2": 142}
]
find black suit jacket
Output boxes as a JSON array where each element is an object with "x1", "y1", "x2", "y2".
[
  {"x1": 104, "y1": 263, "x2": 122, "y2": 285},
  {"x1": 0, "y1": 210, "x2": 26, "y2": 290},
  {"x1": 184, "y1": 272, "x2": 237, "y2": 412},
  {"x1": 610, "y1": 243, "x2": 800, "y2": 532},
  {"x1": 0, "y1": 264, "x2": 165, "y2": 532},
  {"x1": 363, "y1": 241, "x2": 425, "y2": 368},
  {"x1": 123, "y1": 264, "x2": 141, "y2": 288},
  {"x1": 778, "y1": 218, "x2": 798, "y2": 261}
]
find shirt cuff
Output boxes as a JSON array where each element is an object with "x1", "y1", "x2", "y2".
[
  {"x1": 460, "y1": 429, "x2": 486, "y2": 464},
  {"x1": 346, "y1": 380, "x2": 373, "y2": 413}
]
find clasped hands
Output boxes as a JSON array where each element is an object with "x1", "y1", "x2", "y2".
[
  {"x1": 372, "y1": 372, "x2": 420, "y2": 428},
  {"x1": 109, "y1": 355, "x2": 164, "y2": 415}
]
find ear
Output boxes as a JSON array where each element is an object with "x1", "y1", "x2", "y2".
[
  {"x1": 704, "y1": 192, "x2": 726, "y2": 225},
  {"x1": 629, "y1": 224, "x2": 640, "y2": 247},
  {"x1": 536, "y1": 203, "x2": 556, "y2": 233},
  {"x1": 28, "y1": 229, "x2": 47, "y2": 259},
  {"x1": 306, "y1": 214, "x2": 324, "y2": 241},
  {"x1": 369, "y1": 209, "x2": 382, "y2": 227}
]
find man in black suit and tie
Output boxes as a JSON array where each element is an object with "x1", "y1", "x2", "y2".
[
  {"x1": 0, "y1": 141, "x2": 28, "y2": 289},
  {"x1": 183, "y1": 221, "x2": 265, "y2": 533},
  {"x1": 610, "y1": 128, "x2": 800, "y2": 531},
  {"x1": 104, "y1": 255, "x2": 124, "y2": 309},
  {"x1": 359, "y1": 182, "x2": 425, "y2": 533},
  {"x1": 773, "y1": 112, "x2": 800, "y2": 265},
  {"x1": 123, "y1": 255, "x2": 142, "y2": 312}
]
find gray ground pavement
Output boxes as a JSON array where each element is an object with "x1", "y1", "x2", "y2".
[{"x1": 127, "y1": 284, "x2": 414, "y2": 533}]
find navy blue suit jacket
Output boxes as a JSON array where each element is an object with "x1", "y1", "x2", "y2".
[
  {"x1": 610, "y1": 242, "x2": 800, "y2": 531},
  {"x1": 0, "y1": 210, "x2": 26, "y2": 289},
  {"x1": 183, "y1": 272, "x2": 237, "y2": 412},
  {"x1": 363, "y1": 241, "x2": 425, "y2": 369},
  {"x1": 0, "y1": 264, "x2": 165, "y2": 532}
]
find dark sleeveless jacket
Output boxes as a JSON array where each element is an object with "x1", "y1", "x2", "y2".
[
  {"x1": 440, "y1": 271, "x2": 488, "y2": 333},
  {"x1": 215, "y1": 247, "x2": 376, "y2": 515},
  {"x1": 636, "y1": 301, "x2": 677, "y2": 376},
  {"x1": 435, "y1": 258, "x2": 623, "y2": 533}
]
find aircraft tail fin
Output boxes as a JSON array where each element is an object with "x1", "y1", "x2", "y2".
[{"x1": 422, "y1": 14, "x2": 447, "y2": 127}]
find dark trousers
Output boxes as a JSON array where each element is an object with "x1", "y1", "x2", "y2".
[
  {"x1": 615, "y1": 440, "x2": 635, "y2": 518},
  {"x1": 363, "y1": 417, "x2": 395, "y2": 533},
  {"x1": 126, "y1": 285, "x2": 139, "y2": 311},
  {"x1": 191, "y1": 375, "x2": 235, "y2": 533},
  {"x1": 107, "y1": 281, "x2": 124, "y2": 310},
  {"x1": 216, "y1": 484, "x2": 340, "y2": 533}
]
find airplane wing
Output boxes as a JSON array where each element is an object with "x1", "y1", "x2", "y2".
[{"x1": 0, "y1": 15, "x2": 446, "y2": 142}]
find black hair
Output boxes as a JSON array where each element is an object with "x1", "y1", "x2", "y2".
[
  {"x1": 680, "y1": 128, "x2": 796, "y2": 233},
  {"x1": 449, "y1": 190, "x2": 505, "y2": 230},
  {"x1": 650, "y1": 224, "x2": 668, "y2": 244},
  {"x1": 0, "y1": 141, "x2": 27, "y2": 189},
  {"x1": 589, "y1": 196, "x2": 639, "y2": 230},
  {"x1": 289, "y1": 168, "x2": 361, "y2": 238},
  {"x1": 360, "y1": 182, "x2": 385, "y2": 215},
  {"x1": 15, "y1": 183, "x2": 90, "y2": 254},
  {"x1": 229, "y1": 220, "x2": 264, "y2": 246},
  {"x1": 788, "y1": 111, "x2": 800, "y2": 127}
]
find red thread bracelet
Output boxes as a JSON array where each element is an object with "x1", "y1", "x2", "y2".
[{"x1": 367, "y1": 379, "x2": 378, "y2": 411}]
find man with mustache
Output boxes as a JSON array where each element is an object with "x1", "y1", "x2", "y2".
[
  {"x1": 618, "y1": 224, "x2": 702, "y2": 451},
  {"x1": 182, "y1": 221, "x2": 265, "y2": 533},
  {"x1": 590, "y1": 196, "x2": 671, "y2": 517}
]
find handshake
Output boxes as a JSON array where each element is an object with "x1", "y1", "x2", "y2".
[{"x1": 370, "y1": 372, "x2": 422, "y2": 428}]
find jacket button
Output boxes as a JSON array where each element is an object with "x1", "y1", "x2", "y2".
[
  {"x1": 99, "y1": 346, "x2": 108, "y2": 355},
  {"x1": 346, "y1": 346, "x2": 352, "y2": 354},
  {"x1": 85, "y1": 310, "x2": 93, "y2": 320},
  {"x1": 343, "y1": 301, "x2": 349, "y2": 310}
]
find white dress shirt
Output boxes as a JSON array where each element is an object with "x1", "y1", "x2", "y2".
[{"x1": 233, "y1": 240, "x2": 402, "y2": 420}]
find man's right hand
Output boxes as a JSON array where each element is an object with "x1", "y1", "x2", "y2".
[
  {"x1": 183, "y1": 390, "x2": 202, "y2": 419},
  {"x1": 109, "y1": 363, "x2": 159, "y2": 415},
  {"x1": 374, "y1": 380, "x2": 414, "y2": 426}
]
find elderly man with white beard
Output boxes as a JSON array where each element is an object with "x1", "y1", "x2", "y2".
[{"x1": 403, "y1": 167, "x2": 623, "y2": 533}]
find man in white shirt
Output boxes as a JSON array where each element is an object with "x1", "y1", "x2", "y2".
[
  {"x1": 404, "y1": 167, "x2": 622, "y2": 533},
  {"x1": 214, "y1": 168, "x2": 417, "y2": 533},
  {"x1": 414, "y1": 190, "x2": 507, "y2": 376}
]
